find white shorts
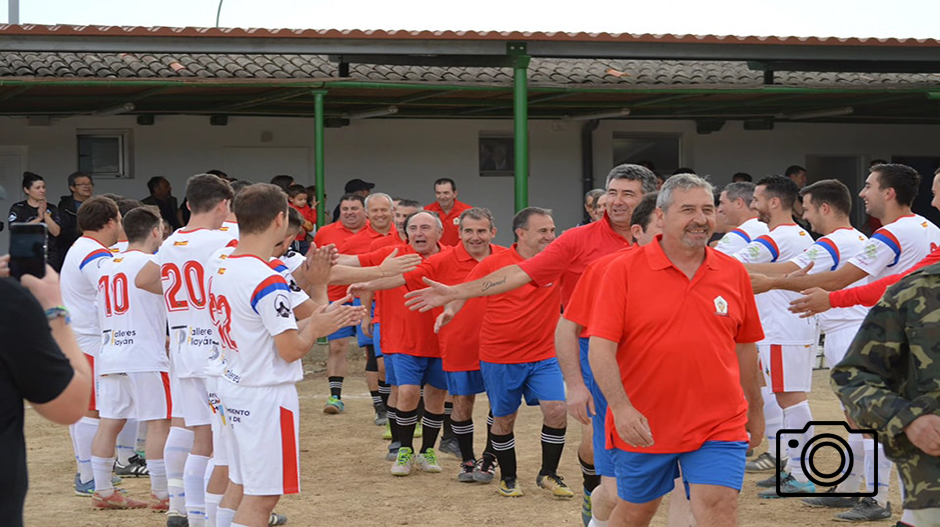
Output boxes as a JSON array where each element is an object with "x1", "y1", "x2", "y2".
[
  {"x1": 172, "y1": 376, "x2": 212, "y2": 427},
  {"x1": 98, "y1": 371, "x2": 172, "y2": 421},
  {"x1": 823, "y1": 324, "x2": 861, "y2": 370},
  {"x1": 758, "y1": 343, "x2": 815, "y2": 394},
  {"x1": 77, "y1": 334, "x2": 101, "y2": 412},
  {"x1": 219, "y1": 382, "x2": 300, "y2": 496},
  {"x1": 206, "y1": 377, "x2": 229, "y2": 467}
]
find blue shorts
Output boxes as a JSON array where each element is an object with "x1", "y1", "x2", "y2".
[
  {"x1": 372, "y1": 323, "x2": 383, "y2": 357},
  {"x1": 394, "y1": 354, "x2": 447, "y2": 390},
  {"x1": 327, "y1": 302, "x2": 355, "y2": 341},
  {"x1": 384, "y1": 352, "x2": 397, "y2": 386},
  {"x1": 445, "y1": 370, "x2": 486, "y2": 396},
  {"x1": 354, "y1": 298, "x2": 375, "y2": 347},
  {"x1": 611, "y1": 441, "x2": 749, "y2": 503},
  {"x1": 480, "y1": 357, "x2": 565, "y2": 418},
  {"x1": 580, "y1": 338, "x2": 614, "y2": 477}
]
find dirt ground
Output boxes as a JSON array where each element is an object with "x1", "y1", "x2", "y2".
[{"x1": 23, "y1": 345, "x2": 901, "y2": 527}]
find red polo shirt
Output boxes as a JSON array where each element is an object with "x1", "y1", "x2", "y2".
[
  {"x1": 518, "y1": 212, "x2": 632, "y2": 308},
  {"x1": 341, "y1": 223, "x2": 395, "y2": 256},
  {"x1": 588, "y1": 236, "x2": 764, "y2": 454},
  {"x1": 359, "y1": 244, "x2": 448, "y2": 357},
  {"x1": 315, "y1": 221, "x2": 365, "y2": 302},
  {"x1": 563, "y1": 247, "x2": 634, "y2": 338},
  {"x1": 364, "y1": 232, "x2": 405, "y2": 324},
  {"x1": 404, "y1": 242, "x2": 508, "y2": 372},
  {"x1": 425, "y1": 199, "x2": 473, "y2": 246},
  {"x1": 469, "y1": 245, "x2": 561, "y2": 364}
]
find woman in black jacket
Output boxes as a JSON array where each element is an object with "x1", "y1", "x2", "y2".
[{"x1": 8, "y1": 172, "x2": 62, "y2": 269}]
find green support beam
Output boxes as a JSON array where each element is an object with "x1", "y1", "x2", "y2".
[
  {"x1": 509, "y1": 43, "x2": 530, "y2": 212},
  {"x1": 313, "y1": 90, "x2": 327, "y2": 227}
]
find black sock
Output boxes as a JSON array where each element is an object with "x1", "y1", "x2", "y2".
[
  {"x1": 328, "y1": 376, "x2": 344, "y2": 399},
  {"x1": 452, "y1": 419, "x2": 476, "y2": 462},
  {"x1": 397, "y1": 409, "x2": 418, "y2": 450},
  {"x1": 484, "y1": 410, "x2": 495, "y2": 455},
  {"x1": 442, "y1": 402, "x2": 455, "y2": 440},
  {"x1": 387, "y1": 405, "x2": 400, "y2": 443},
  {"x1": 579, "y1": 454, "x2": 600, "y2": 493},
  {"x1": 378, "y1": 381, "x2": 391, "y2": 409},
  {"x1": 540, "y1": 425, "x2": 566, "y2": 476},
  {"x1": 420, "y1": 412, "x2": 444, "y2": 453},
  {"x1": 416, "y1": 393, "x2": 425, "y2": 421},
  {"x1": 491, "y1": 432, "x2": 516, "y2": 481},
  {"x1": 370, "y1": 390, "x2": 383, "y2": 411}
]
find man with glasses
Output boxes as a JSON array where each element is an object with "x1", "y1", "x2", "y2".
[{"x1": 57, "y1": 172, "x2": 95, "y2": 267}]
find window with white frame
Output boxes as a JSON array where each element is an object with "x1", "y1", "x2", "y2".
[{"x1": 77, "y1": 130, "x2": 132, "y2": 178}]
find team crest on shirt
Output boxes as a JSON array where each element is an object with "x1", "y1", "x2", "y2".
[
  {"x1": 274, "y1": 294, "x2": 291, "y2": 318},
  {"x1": 714, "y1": 296, "x2": 728, "y2": 316},
  {"x1": 174, "y1": 241, "x2": 189, "y2": 246},
  {"x1": 453, "y1": 217, "x2": 460, "y2": 225}
]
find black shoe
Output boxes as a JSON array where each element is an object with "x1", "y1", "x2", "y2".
[
  {"x1": 438, "y1": 437, "x2": 461, "y2": 458},
  {"x1": 834, "y1": 498, "x2": 892, "y2": 522},
  {"x1": 802, "y1": 487, "x2": 860, "y2": 508}
]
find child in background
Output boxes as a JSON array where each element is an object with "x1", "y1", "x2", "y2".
[{"x1": 287, "y1": 184, "x2": 316, "y2": 254}]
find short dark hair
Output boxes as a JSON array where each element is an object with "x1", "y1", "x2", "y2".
[
  {"x1": 512, "y1": 207, "x2": 553, "y2": 234},
  {"x1": 631, "y1": 192, "x2": 659, "y2": 230},
  {"x1": 234, "y1": 183, "x2": 288, "y2": 235},
  {"x1": 230, "y1": 179, "x2": 252, "y2": 197},
  {"x1": 800, "y1": 179, "x2": 852, "y2": 217},
  {"x1": 459, "y1": 207, "x2": 496, "y2": 230},
  {"x1": 755, "y1": 175, "x2": 800, "y2": 210},
  {"x1": 270, "y1": 175, "x2": 294, "y2": 192},
  {"x1": 731, "y1": 172, "x2": 752, "y2": 182},
  {"x1": 872, "y1": 163, "x2": 921, "y2": 207},
  {"x1": 287, "y1": 205, "x2": 303, "y2": 232},
  {"x1": 672, "y1": 167, "x2": 696, "y2": 176},
  {"x1": 186, "y1": 174, "x2": 234, "y2": 214},
  {"x1": 22, "y1": 171, "x2": 43, "y2": 191},
  {"x1": 68, "y1": 171, "x2": 92, "y2": 188},
  {"x1": 434, "y1": 178, "x2": 456, "y2": 191},
  {"x1": 396, "y1": 199, "x2": 422, "y2": 209},
  {"x1": 77, "y1": 196, "x2": 119, "y2": 232},
  {"x1": 723, "y1": 182, "x2": 757, "y2": 207},
  {"x1": 123, "y1": 205, "x2": 162, "y2": 243},
  {"x1": 100, "y1": 193, "x2": 124, "y2": 202},
  {"x1": 146, "y1": 176, "x2": 167, "y2": 194},
  {"x1": 339, "y1": 193, "x2": 365, "y2": 206},
  {"x1": 206, "y1": 169, "x2": 229, "y2": 180},
  {"x1": 116, "y1": 198, "x2": 142, "y2": 217},
  {"x1": 870, "y1": 159, "x2": 889, "y2": 168},
  {"x1": 287, "y1": 184, "x2": 308, "y2": 199},
  {"x1": 785, "y1": 165, "x2": 806, "y2": 178}
]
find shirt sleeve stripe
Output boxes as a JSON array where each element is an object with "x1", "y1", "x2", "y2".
[
  {"x1": 872, "y1": 230, "x2": 902, "y2": 267},
  {"x1": 754, "y1": 235, "x2": 780, "y2": 262},
  {"x1": 250, "y1": 275, "x2": 290, "y2": 313},
  {"x1": 730, "y1": 228, "x2": 751, "y2": 244},
  {"x1": 270, "y1": 258, "x2": 289, "y2": 273},
  {"x1": 80, "y1": 249, "x2": 112, "y2": 269},
  {"x1": 816, "y1": 238, "x2": 841, "y2": 271}
]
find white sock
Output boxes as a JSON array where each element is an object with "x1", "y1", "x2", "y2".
[
  {"x1": 782, "y1": 400, "x2": 813, "y2": 483},
  {"x1": 74, "y1": 417, "x2": 98, "y2": 483},
  {"x1": 116, "y1": 418, "x2": 138, "y2": 465},
  {"x1": 91, "y1": 456, "x2": 115, "y2": 496},
  {"x1": 184, "y1": 454, "x2": 210, "y2": 527},
  {"x1": 875, "y1": 443, "x2": 892, "y2": 507},
  {"x1": 149, "y1": 458, "x2": 168, "y2": 499},
  {"x1": 164, "y1": 427, "x2": 194, "y2": 514},
  {"x1": 836, "y1": 434, "x2": 865, "y2": 493},
  {"x1": 589, "y1": 519, "x2": 609, "y2": 527},
  {"x1": 762, "y1": 387, "x2": 783, "y2": 458},
  {"x1": 136, "y1": 420, "x2": 148, "y2": 454},
  {"x1": 204, "y1": 456, "x2": 217, "y2": 492},
  {"x1": 69, "y1": 423, "x2": 81, "y2": 474},
  {"x1": 232, "y1": 523, "x2": 249, "y2": 527},
  {"x1": 205, "y1": 492, "x2": 223, "y2": 527},
  {"x1": 216, "y1": 509, "x2": 236, "y2": 527}
]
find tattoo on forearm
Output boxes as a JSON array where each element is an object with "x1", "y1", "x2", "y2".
[{"x1": 481, "y1": 277, "x2": 506, "y2": 292}]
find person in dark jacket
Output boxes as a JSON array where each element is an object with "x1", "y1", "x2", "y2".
[
  {"x1": 8, "y1": 172, "x2": 62, "y2": 269},
  {"x1": 56, "y1": 172, "x2": 94, "y2": 264}
]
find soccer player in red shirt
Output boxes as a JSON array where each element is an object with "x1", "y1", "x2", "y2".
[
  {"x1": 589, "y1": 174, "x2": 764, "y2": 526},
  {"x1": 313, "y1": 194, "x2": 367, "y2": 414},
  {"x1": 425, "y1": 178, "x2": 472, "y2": 246}
]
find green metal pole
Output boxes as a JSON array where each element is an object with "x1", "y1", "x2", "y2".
[
  {"x1": 510, "y1": 44, "x2": 530, "y2": 212},
  {"x1": 313, "y1": 90, "x2": 327, "y2": 227}
]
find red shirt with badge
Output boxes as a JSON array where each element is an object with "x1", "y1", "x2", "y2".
[
  {"x1": 425, "y1": 200, "x2": 473, "y2": 247},
  {"x1": 587, "y1": 237, "x2": 764, "y2": 454}
]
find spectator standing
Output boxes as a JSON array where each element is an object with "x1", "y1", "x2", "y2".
[
  {"x1": 287, "y1": 184, "x2": 317, "y2": 254},
  {"x1": 141, "y1": 176, "x2": 181, "y2": 232},
  {"x1": 332, "y1": 179, "x2": 374, "y2": 222},
  {"x1": 57, "y1": 172, "x2": 94, "y2": 264},
  {"x1": 425, "y1": 178, "x2": 472, "y2": 246},
  {"x1": 8, "y1": 172, "x2": 62, "y2": 270}
]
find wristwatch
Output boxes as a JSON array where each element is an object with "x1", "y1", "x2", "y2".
[{"x1": 45, "y1": 306, "x2": 71, "y2": 324}]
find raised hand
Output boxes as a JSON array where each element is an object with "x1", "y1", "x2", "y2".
[
  {"x1": 788, "y1": 287, "x2": 831, "y2": 317},
  {"x1": 404, "y1": 277, "x2": 456, "y2": 312},
  {"x1": 302, "y1": 245, "x2": 335, "y2": 287},
  {"x1": 379, "y1": 248, "x2": 422, "y2": 277}
]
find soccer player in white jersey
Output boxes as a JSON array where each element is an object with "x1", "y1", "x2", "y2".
[
  {"x1": 731, "y1": 176, "x2": 816, "y2": 496},
  {"x1": 89, "y1": 206, "x2": 171, "y2": 510},
  {"x1": 136, "y1": 174, "x2": 235, "y2": 527},
  {"x1": 751, "y1": 164, "x2": 940, "y2": 519},
  {"x1": 716, "y1": 182, "x2": 769, "y2": 255},
  {"x1": 207, "y1": 183, "x2": 363, "y2": 527},
  {"x1": 59, "y1": 196, "x2": 122, "y2": 495}
]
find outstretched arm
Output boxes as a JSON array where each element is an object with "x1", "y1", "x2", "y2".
[{"x1": 404, "y1": 264, "x2": 531, "y2": 311}]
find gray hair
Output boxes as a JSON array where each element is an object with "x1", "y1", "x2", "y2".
[
  {"x1": 584, "y1": 188, "x2": 605, "y2": 206},
  {"x1": 406, "y1": 210, "x2": 444, "y2": 232},
  {"x1": 459, "y1": 207, "x2": 496, "y2": 230},
  {"x1": 722, "y1": 182, "x2": 756, "y2": 207},
  {"x1": 364, "y1": 192, "x2": 393, "y2": 209},
  {"x1": 605, "y1": 164, "x2": 658, "y2": 194},
  {"x1": 657, "y1": 174, "x2": 714, "y2": 210}
]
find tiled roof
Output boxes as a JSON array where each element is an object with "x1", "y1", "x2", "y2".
[
  {"x1": 2, "y1": 52, "x2": 939, "y2": 88},
  {"x1": 1, "y1": 25, "x2": 939, "y2": 47}
]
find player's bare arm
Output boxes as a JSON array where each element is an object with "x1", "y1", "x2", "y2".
[
  {"x1": 589, "y1": 336, "x2": 653, "y2": 448},
  {"x1": 276, "y1": 297, "x2": 365, "y2": 361},
  {"x1": 359, "y1": 290, "x2": 375, "y2": 338},
  {"x1": 347, "y1": 274, "x2": 406, "y2": 298},
  {"x1": 328, "y1": 249, "x2": 421, "y2": 285},
  {"x1": 788, "y1": 287, "x2": 832, "y2": 317},
  {"x1": 135, "y1": 260, "x2": 162, "y2": 295},
  {"x1": 432, "y1": 298, "x2": 465, "y2": 333},
  {"x1": 555, "y1": 317, "x2": 594, "y2": 425},
  {"x1": 403, "y1": 264, "x2": 532, "y2": 312},
  {"x1": 742, "y1": 261, "x2": 799, "y2": 276},
  {"x1": 751, "y1": 261, "x2": 865, "y2": 294},
  {"x1": 735, "y1": 342, "x2": 764, "y2": 449}
]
